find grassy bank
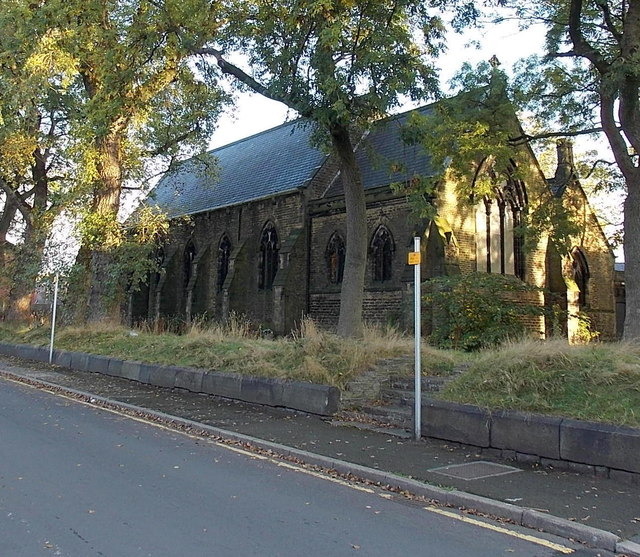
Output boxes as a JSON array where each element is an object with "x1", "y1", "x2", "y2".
[
  {"x1": 439, "y1": 339, "x2": 640, "y2": 427},
  {"x1": 0, "y1": 319, "x2": 455, "y2": 389},
  {"x1": 1, "y1": 322, "x2": 638, "y2": 427}
]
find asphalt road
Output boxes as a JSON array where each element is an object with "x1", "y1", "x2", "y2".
[{"x1": 0, "y1": 378, "x2": 597, "y2": 557}]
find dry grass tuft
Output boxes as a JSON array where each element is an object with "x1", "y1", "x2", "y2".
[
  {"x1": 5, "y1": 320, "x2": 635, "y2": 426},
  {"x1": 441, "y1": 339, "x2": 640, "y2": 426}
]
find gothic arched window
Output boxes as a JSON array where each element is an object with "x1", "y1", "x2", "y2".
[
  {"x1": 258, "y1": 223, "x2": 279, "y2": 290},
  {"x1": 217, "y1": 234, "x2": 232, "y2": 293},
  {"x1": 325, "y1": 232, "x2": 346, "y2": 284},
  {"x1": 183, "y1": 240, "x2": 196, "y2": 290},
  {"x1": 370, "y1": 226, "x2": 394, "y2": 282},
  {"x1": 571, "y1": 247, "x2": 590, "y2": 308},
  {"x1": 476, "y1": 177, "x2": 527, "y2": 279}
]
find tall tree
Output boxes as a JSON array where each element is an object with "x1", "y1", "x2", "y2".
[
  {"x1": 501, "y1": 1, "x2": 640, "y2": 339},
  {"x1": 20, "y1": 0, "x2": 228, "y2": 322},
  {"x1": 0, "y1": 3, "x2": 77, "y2": 320},
  {"x1": 198, "y1": 0, "x2": 479, "y2": 337}
]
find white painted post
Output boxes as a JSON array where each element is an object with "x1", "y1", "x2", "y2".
[
  {"x1": 49, "y1": 274, "x2": 59, "y2": 364},
  {"x1": 413, "y1": 236, "x2": 421, "y2": 441}
]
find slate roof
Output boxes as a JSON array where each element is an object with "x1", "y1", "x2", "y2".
[
  {"x1": 325, "y1": 105, "x2": 436, "y2": 198},
  {"x1": 146, "y1": 104, "x2": 437, "y2": 218},
  {"x1": 147, "y1": 119, "x2": 327, "y2": 218}
]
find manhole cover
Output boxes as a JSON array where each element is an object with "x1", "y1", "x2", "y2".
[{"x1": 429, "y1": 461, "x2": 522, "y2": 481}]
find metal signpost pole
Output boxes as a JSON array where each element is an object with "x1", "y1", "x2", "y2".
[
  {"x1": 413, "y1": 237, "x2": 421, "y2": 440},
  {"x1": 49, "y1": 274, "x2": 59, "y2": 364},
  {"x1": 410, "y1": 237, "x2": 421, "y2": 440}
]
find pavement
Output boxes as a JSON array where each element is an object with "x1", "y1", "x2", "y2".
[{"x1": 1, "y1": 353, "x2": 639, "y2": 555}]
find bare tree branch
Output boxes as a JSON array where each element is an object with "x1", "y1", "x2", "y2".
[
  {"x1": 568, "y1": 0, "x2": 611, "y2": 74},
  {"x1": 196, "y1": 47, "x2": 314, "y2": 118},
  {"x1": 509, "y1": 126, "x2": 608, "y2": 144},
  {"x1": 597, "y1": 0, "x2": 623, "y2": 43}
]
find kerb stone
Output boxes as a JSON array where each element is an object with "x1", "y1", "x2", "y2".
[
  {"x1": 69, "y1": 352, "x2": 91, "y2": 372},
  {"x1": 107, "y1": 358, "x2": 123, "y2": 377},
  {"x1": 145, "y1": 365, "x2": 177, "y2": 389},
  {"x1": 175, "y1": 368, "x2": 204, "y2": 393},
  {"x1": 120, "y1": 361, "x2": 143, "y2": 381},
  {"x1": 617, "y1": 540, "x2": 640, "y2": 557},
  {"x1": 19, "y1": 345, "x2": 49, "y2": 362},
  {"x1": 17, "y1": 344, "x2": 49, "y2": 363},
  {"x1": 281, "y1": 382, "x2": 340, "y2": 415},
  {"x1": 446, "y1": 491, "x2": 524, "y2": 524},
  {"x1": 201, "y1": 372, "x2": 243, "y2": 399},
  {"x1": 53, "y1": 349, "x2": 72, "y2": 368},
  {"x1": 240, "y1": 376, "x2": 285, "y2": 407},
  {"x1": 522, "y1": 509, "x2": 620, "y2": 551},
  {"x1": 86, "y1": 354, "x2": 112, "y2": 375},
  {"x1": 0, "y1": 342, "x2": 18, "y2": 357}
]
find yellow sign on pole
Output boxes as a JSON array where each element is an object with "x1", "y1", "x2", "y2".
[{"x1": 407, "y1": 252, "x2": 421, "y2": 265}]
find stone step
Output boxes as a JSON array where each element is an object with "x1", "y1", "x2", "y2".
[
  {"x1": 381, "y1": 378, "x2": 454, "y2": 407},
  {"x1": 387, "y1": 376, "x2": 453, "y2": 391},
  {"x1": 380, "y1": 388, "x2": 409, "y2": 405},
  {"x1": 358, "y1": 404, "x2": 413, "y2": 428}
]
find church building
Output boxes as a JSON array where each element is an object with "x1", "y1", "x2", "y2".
[{"x1": 131, "y1": 103, "x2": 616, "y2": 341}]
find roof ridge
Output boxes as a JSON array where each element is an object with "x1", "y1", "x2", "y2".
[{"x1": 208, "y1": 116, "x2": 311, "y2": 154}]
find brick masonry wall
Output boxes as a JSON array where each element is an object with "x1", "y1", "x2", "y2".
[{"x1": 309, "y1": 190, "x2": 423, "y2": 328}]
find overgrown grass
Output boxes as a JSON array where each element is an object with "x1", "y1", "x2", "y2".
[
  {"x1": 0, "y1": 318, "x2": 455, "y2": 389},
  {"x1": 2, "y1": 321, "x2": 637, "y2": 427},
  {"x1": 439, "y1": 339, "x2": 640, "y2": 426}
]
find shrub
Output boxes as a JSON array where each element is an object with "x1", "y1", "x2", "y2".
[{"x1": 425, "y1": 272, "x2": 545, "y2": 351}]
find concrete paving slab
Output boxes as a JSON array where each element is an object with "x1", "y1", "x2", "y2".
[{"x1": 430, "y1": 461, "x2": 522, "y2": 481}]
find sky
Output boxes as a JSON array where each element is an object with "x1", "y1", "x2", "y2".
[{"x1": 208, "y1": 21, "x2": 547, "y2": 149}]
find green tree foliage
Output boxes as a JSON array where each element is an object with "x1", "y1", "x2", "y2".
[
  {"x1": 197, "y1": 0, "x2": 482, "y2": 337},
  {"x1": 398, "y1": 60, "x2": 582, "y2": 254},
  {"x1": 1, "y1": 0, "x2": 228, "y2": 322},
  {"x1": 0, "y1": 4, "x2": 81, "y2": 320},
  {"x1": 499, "y1": 1, "x2": 640, "y2": 340},
  {"x1": 425, "y1": 272, "x2": 545, "y2": 350}
]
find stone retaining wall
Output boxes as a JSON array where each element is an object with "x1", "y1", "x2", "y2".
[
  {"x1": 0, "y1": 342, "x2": 340, "y2": 416},
  {"x1": 423, "y1": 398, "x2": 640, "y2": 481},
  {"x1": 1, "y1": 341, "x2": 637, "y2": 479}
]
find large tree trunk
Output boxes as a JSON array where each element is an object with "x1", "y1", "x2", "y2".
[
  {"x1": 6, "y1": 224, "x2": 47, "y2": 322},
  {"x1": 0, "y1": 195, "x2": 17, "y2": 271},
  {"x1": 85, "y1": 133, "x2": 124, "y2": 323},
  {"x1": 6, "y1": 149, "x2": 50, "y2": 322},
  {"x1": 1, "y1": 196, "x2": 18, "y2": 318},
  {"x1": 330, "y1": 124, "x2": 367, "y2": 338},
  {"x1": 623, "y1": 182, "x2": 640, "y2": 340}
]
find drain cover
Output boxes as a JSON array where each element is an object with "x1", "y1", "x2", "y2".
[{"x1": 429, "y1": 461, "x2": 522, "y2": 481}]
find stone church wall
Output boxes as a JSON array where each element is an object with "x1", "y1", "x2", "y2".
[
  {"x1": 145, "y1": 191, "x2": 308, "y2": 330},
  {"x1": 308, "y1": 189, "x2": 422, "y2": 329}
]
